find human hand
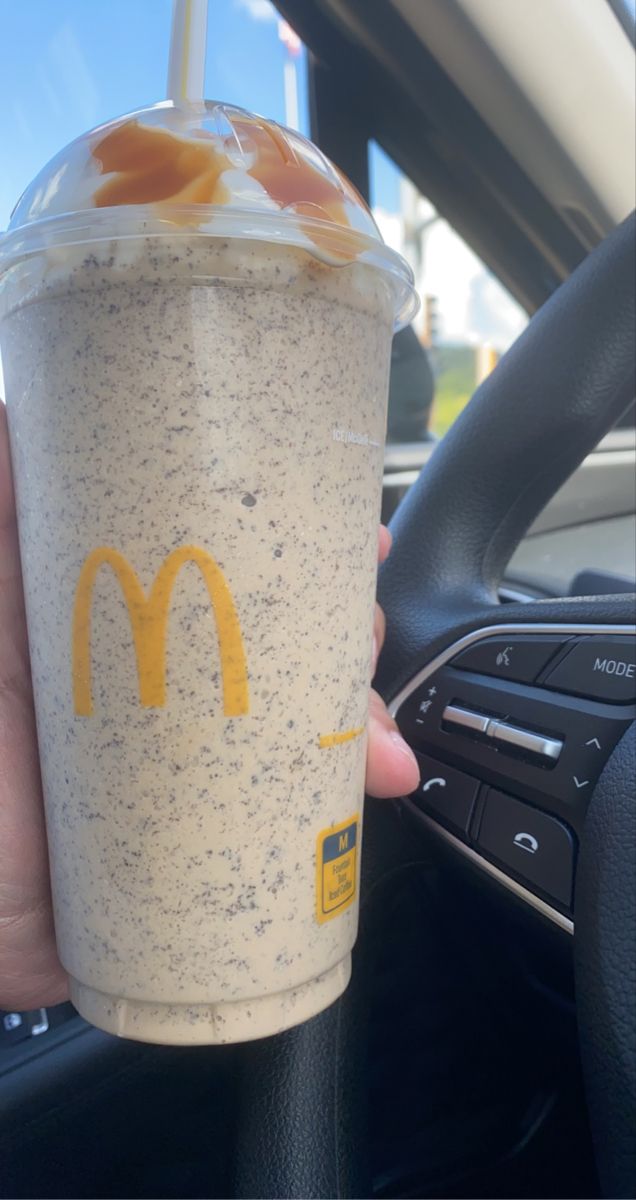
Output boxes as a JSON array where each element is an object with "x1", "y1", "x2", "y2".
[
  {"x1": 365, "y1": 526, "x2": 420, "y2": 800},
  {"x1": 0, "y1": 404, "x2": 69, "y2": 1010}
]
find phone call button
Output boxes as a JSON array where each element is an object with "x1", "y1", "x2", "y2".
[
  {"x1": 477, "y1": 789, "x2": 576, "y2": 909},
  {"x1": 412, "y1": 753, "x2": 480, "y2": 838}
]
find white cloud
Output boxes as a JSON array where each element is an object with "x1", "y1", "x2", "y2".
[{"x1": 235, "y1": 0, "x2": 278, "y2": 21}]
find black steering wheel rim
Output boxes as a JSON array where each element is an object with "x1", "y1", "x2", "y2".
[
  {"x1": 376, "y1": 211, "x2": 636, "y2": 699},
  {"x1": 234, "y1": 213, "x2": 636, "y2": 1199}
]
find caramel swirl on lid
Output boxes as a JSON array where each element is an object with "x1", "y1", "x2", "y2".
[
  {"x1": 91, "y1": 117, "x2": 368, "y2": 258},
  {"x1": 93, "y1": 122, "x2": 231, "y2": 207}
]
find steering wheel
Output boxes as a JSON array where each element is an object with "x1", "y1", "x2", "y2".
[{"x1": 233, "y1": 212, "x2": 636, "y2": 1200}]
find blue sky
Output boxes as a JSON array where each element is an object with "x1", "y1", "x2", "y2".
[{"x1": 0, "y1": 0, "x2": 399, "y2": 230}]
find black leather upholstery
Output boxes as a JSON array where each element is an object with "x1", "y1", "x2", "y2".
[
  {"x1": 575, "y1": 724, "x2": 636, "y2": 1200},
  {"x1": 376, "y1": 212, "x2": 636, "y2": 700},
  {"x1": 233, "y1": 991, "x2": 369, "y2": 1200},
  {"x1": 0, "y1": 1028, "x2": 240, "y2": 1199}
]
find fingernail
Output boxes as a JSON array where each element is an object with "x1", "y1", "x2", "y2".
[{"x1": 389, "y1": 730, "x2": 418, "y2": 767}]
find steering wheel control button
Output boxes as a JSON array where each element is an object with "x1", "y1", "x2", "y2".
[
  {"x1": 397, "y1": 678, "x2": 447, "y2": 746},
  {"x1": 0, "y1": 1010, "x2": 31, "y2": 1048},
  {"x1": 442, "y1": 704, "x2": 563, "y2": 763},
  {"x1": 25, "y1": 1007, "x2": 50, "y2": 1037},
  {"x1": 442, "y1": 703, "x2": 492, "y2": 735},
  {"x1": 476, "y1": 790, "x2": 575, "y2": 909},
  {"x1": 488, "y1": 721, "x2": 563, "y2": 763},
  {"x1": 451, "y1": 635, "x2": 570, "y2": 684},
  {"x1": 412, "y1": 754, "x2": 479, "y2": 838},
  {"x1": 544, "y1": 637, "x2": 636, "y2": 703}
]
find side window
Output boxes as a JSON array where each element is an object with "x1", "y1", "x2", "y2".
[{"x1": 369, "y1": 143, "x2": 529, "y2": 442}]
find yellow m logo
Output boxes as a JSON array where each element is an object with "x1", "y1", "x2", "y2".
[
  {"x1": 72, "y1": 545, "x2": 249, "y2": 717},
  {"x1": 338, "y1": 833, "x2": 349, "y2": 852}
]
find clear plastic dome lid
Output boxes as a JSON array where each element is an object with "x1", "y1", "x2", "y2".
[{"x1": 1, "y1": 101, "x2": 417, "y2": 326}]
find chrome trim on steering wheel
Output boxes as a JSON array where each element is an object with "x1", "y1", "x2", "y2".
[
  {"x1": 389, "y1": 622, "x2": 636, "y2": 934},
  {"x1": 416, "y1": 813, "x2": 575, "y2": 934}
]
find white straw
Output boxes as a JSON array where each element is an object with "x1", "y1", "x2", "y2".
[{"x1": 166, "y1": 0, "x2": 208, "y2": 104}]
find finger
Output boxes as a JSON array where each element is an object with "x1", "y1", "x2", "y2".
[
  {"x1": 378, "y1": 524, "x2": 392, "y2": 565},
  {"x1": 371, "y1": 602, "x2": 386, "y2": 675},
  {"x1": 0, "y1": 403, "x2": 68, "y2": 1008},
  {"x1": 365, "y1": 688, "x2": 420, "y2": 799},
  {"x1": 373, "y1": 526, "x2": 391, "y2": 673},
  {"x1": 0, "y1": 412, "x2": 30, "y2": 691}
]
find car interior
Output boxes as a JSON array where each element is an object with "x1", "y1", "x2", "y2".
[{"x1": 1, "y1": 1, "x2": 635, "y2": 1198}]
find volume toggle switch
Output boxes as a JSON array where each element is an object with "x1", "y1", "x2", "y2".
[
  {"x1": 442, "y1": 704, "x2": 491, "y2": 735},
  {"x1": 488, "y1": 721, "x2": 563, "y2": 763},
  {"x1": 442, "y1": 703, "x2": 563, "y2": 764}
]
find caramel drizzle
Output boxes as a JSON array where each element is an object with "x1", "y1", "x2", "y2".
[{"x1": 91, "y1": 116, "x2": 369, "y2": 258}]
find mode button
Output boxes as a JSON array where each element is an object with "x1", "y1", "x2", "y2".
[{"x1": 544, "y1": 637, "x2": 636, "y2": 704}]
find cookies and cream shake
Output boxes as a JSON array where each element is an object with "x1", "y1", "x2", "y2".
[{"x1": 0, "y1": 102, "x2": 416, "y2": 1044}]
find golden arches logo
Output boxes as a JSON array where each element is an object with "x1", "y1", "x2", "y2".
[{"x1": 72, "y1": 545, "x2": 249, "y2": 717}]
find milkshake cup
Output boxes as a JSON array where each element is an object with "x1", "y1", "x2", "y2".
[{"x1": 0, "y1": 101, "x2": 416, "y2": 1044}]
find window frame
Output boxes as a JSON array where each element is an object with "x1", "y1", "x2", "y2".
[{"x1": 279, "y1": 0, "x2": 591, "y2": 316}]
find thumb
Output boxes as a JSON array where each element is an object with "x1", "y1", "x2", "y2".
[{"x1": 365, "y1": 688, "x2": 420, "y2": 800}]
